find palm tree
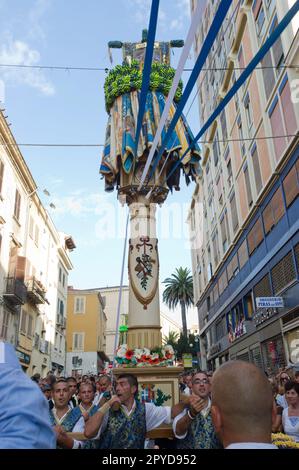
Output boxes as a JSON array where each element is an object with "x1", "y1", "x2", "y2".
[
  {"x1": 162, "y1": 267, "x2": 194, "y2": 338},
  {"x1": 162, "y1": 330, "x2": 180, "y2": 346}
]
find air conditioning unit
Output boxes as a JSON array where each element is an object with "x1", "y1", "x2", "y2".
[
  {"x1": 72, "y1": 356, "x2": 82, "y2": 367},
  {"x1": 72, "y1": 356, "x2": 79, "y2": 365}
]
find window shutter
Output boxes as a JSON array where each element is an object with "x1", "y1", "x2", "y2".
[
  {"x1": 252, "y1": 146, "x2": 263, "y2": 194},
  {"x1": 0, "y1": 160, "x2": 4, "y2": 193},
  {"x1": 15, "y1": 256, "x2": 26, "y2": 281},
  {"x1": 283, "y1": 165, "x2": 299, "y2": 207}
]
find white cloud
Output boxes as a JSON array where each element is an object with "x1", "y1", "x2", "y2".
[
  {"x1": 0, "y1": 37, "x2": 55, "y2": 95},
  {"x1": 28, "y1": 0, "x2": 51, "y2": 41},
  {"x1": 52, "y1": 191, "x2": 112, "y2": 217}
]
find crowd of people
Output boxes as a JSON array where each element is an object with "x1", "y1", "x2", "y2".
[{"x1": 1, "y1": 341, "x2": 299, "y2": 449}]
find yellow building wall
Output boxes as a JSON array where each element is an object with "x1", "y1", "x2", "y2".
[{"x1": 66, "y1": 291, "x2": 104, "y2": 353}]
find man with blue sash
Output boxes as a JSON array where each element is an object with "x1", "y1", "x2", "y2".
[
  {"x1": 85, "y1": 373, "x2": 185, "y2": 449},
  {"x1": 173, "y1": 370, "x2": 222, "y2": 449}
]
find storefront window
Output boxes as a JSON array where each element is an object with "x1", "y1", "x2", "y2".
[{"x1": 262, "y1": 335, "x2": 286, "y2": 375}]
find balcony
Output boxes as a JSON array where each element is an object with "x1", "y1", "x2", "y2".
[
  {"x1": 26, "y1": 277, "x2": 47, "y2": 305},
  {"x1": 39, "y1": 339, "x2": 49, "y2": 354},
  {"x1": 56, "y1": 315, "x2": 66, "y2": 329},
  {"x1": 3, "y1": 277, "x2": 27, "y2": 305}
]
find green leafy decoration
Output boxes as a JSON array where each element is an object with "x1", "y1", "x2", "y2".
[
  {"x1": 104, "y1": 60, "x2": 183, "y2": 112},
  {"x1": 154, "y1": 388, "x2": 171, "y2": 406}
]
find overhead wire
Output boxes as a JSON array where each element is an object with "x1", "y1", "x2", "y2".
[{"x1": 0, "y1": 133, "x2": 296, "y2": 149}]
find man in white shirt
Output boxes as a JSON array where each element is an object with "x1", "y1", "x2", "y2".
[
  {"x1": 211, "y1": 360, "x2": 277, "y2": 449},
  {"x1": 85, "y1": 373, "x2": 185, "y2": 449}
]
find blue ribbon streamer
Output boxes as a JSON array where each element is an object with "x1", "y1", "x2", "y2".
[
  {"x1": 164, "y1": 0, "x2": 299, "y2": 185},
  {"x1": 148, "y1": 0, "x2": 233, "y2": 180},
  {"x1": 134, "y1": 0, "x2": 160, "y2": 152}
]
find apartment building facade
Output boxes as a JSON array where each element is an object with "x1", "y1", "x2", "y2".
[
  {"x1": 0, "y1": 109, "x2": 75, "y2": 375},
  {"x1": 189, "y1": 0, "x2": 299, "y2": 372},
  {"x1": 66, "y1": 288, "x2": 108, "y2": 376}
]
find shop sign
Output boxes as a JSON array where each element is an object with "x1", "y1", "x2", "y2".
[
  {"x1": 256, "y1": 297, "x2": 284, "y2": 308},
  {"x1": 182, "y1": 353, "x2": 193, "y2": 368}
]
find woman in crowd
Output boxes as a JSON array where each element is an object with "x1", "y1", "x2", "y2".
[{"x1": 282, "y1": 381, "x2": 299, "y2": 442}]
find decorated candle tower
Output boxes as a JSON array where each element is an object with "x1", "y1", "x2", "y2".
[{"x1": 100, "y1": 30, "x2": 200, "y2": 366}]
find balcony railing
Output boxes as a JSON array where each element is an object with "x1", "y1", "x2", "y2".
[
  {"x1": 26, "y1": 277, "x2": 47, "y2": 305},
  {"x1": 39, "y1": 339, "x2": 49, "y2": 354},
  {"x1": 3, "y1": 277, "x2": 27, "y2": 305}
]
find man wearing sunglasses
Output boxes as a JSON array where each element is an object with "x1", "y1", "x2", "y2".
[{"x1": 173, "y1": 370, "x2": 221, "y2": 449}]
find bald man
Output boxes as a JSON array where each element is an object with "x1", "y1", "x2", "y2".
[{"x1": 211, "y1": 361, "x2": 277, "y2": 449}]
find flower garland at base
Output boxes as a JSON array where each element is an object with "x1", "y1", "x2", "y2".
[
  {"x1": 115, "y1": 344, "x2": 175, "y2": 367},
  {"x1": 271, "y1": 433, "x2": 299, "y2": 449}
]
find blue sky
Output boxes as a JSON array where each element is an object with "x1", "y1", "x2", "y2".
[{"x1": 0, "y1": 0, "x2": 201, "y2": 324}]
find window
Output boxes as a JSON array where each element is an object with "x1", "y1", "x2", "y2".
[
  {"x1": 27, "y1": 315, "x2": 33, "y2": 338},
  {"x1": 216, "y1": 317, "x2": 226, "y2": 341},
  {"x1": 270, "y1": 16, "x2": 284, "y2": 75},
  {"x1": 227, "y1": 160, "x2": 233, "y2": 188},
  {"x1": 244, "y1": 292, "x2": 254, "y2": 319},
  {"x1": 218, "y1": 269, "x2": 228, "y2": 296},
  {"x1": 237, "y1": 115, "x2": 245, "y2": 157},
  {"x1": 34, "y1": 226, "x2": 39, "y2": 246},
  {"x1": 62, "y1": 273, "x2": 66, "y2": 287},
  {"x1": 254, "y1": 274, "x2": 272, "y2": 299},
  {"x1": 269, "y1": 96, "x2": 286, "y2": 161},
  {"x1": 0, "y1": 160, "x2": 4, "y2": 194},
  {"x1": 212, "y1": 230, "x2": 220, "y2": 267},
  {"x1": 74, "y1": 296, "x2": 86, "y2": 314},
  {"x1": 271, "y1": 251, "x2": 296, "y2": 294},
  {"x1": 262, "y1": 51, "x2": 275, "y2": 101},
  {"x1": 263, "y1": 187, "x2": 285, "y2": 234},
  {"x1": 213, "y1": 283, "x2": 219, "y2": 303},
  {"x1": 59, "y1": 300, "x2": 64, "y2": 316},
  {"x1": 247, "y1": 218, "x2": 264, "y2": 255},
  {"x1": 244, "y1": 93, "x2": 253, "y2": 130},
  {"x1": 238, "y1": 239, "x2": 249, "y2": 269},
  {"x1": 227, "y1": 253, "x2": 238, "y2": 281},
  {"x1": 59, "y1": 268, "x2": 62, "y2": 283},
  {"x1": 220, "y1": 110, "x2": 228, "y2": 142},
  {"x1": 73, "y1": 333, "x2": 84, "y2": 351},
  {"x1": 243, "y1": 164, "x2": 253, "y2": 207},
  {"x1": 251, "y1": 144, "x2": 263, "y2": 195},
  {"x1": 220, "y1": 214, "x2": 228, "y2": 253},
  {"x1": 14, "y1": 189, "x2": 21, "y2": 221},
  {"x1": 213, "y1": 131, "x2": 220, "y2": 167},
  {"x1": 230, "y1": 192, "x2": 239, "y2": 233},
  {"x1": 20, "y1": 310, "x2": 27, "y2": 334},
  {"x1": 29, "y1": 217, "x2": 34, "y2": 239},
  {"x1": 0, "y1": 309, "x2": 9, "y2": 340},
  {"x1": 283, "y1": 161, "x2": 299, "y2": 207},
  {"x1": 255, "y1": 3, "x2": 266, "y2": 43}
]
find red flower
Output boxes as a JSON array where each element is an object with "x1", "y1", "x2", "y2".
[
  {"x1": 149, "y1": 358, "x2": 160, "y2": 365},
  {"x1": 125, "y1": 350, "x2": 134, "y2": 360},
  {"x1": 141, "y1": 355, "x2": 149, "y2": 362}
]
